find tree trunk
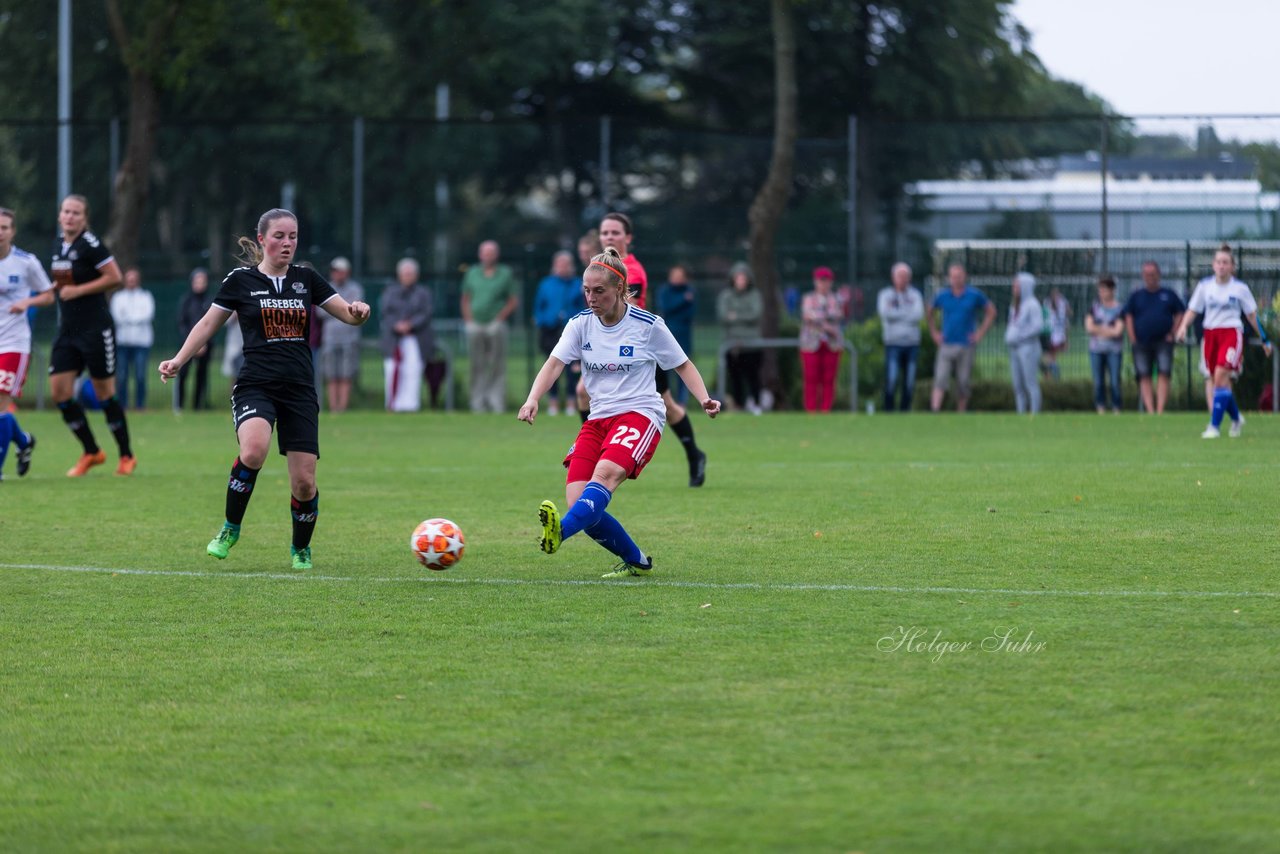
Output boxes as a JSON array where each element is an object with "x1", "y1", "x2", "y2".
[
  {"x1": 106, "y1": 69, "x2": 161, "y2": 272},
  {"x1": 747, "y1": 0, "x2": 798, "y2": 404}
]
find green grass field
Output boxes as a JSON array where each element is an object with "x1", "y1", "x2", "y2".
[{"x1": 2, "y1": 409, "x2": 1278, "y2": 852}]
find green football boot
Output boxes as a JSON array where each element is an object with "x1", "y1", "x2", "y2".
[
  {"x1": 538, "y1": 500, "x2": 562, "y2": 554},
  {"x1": 290, "y1": 546, "x2": 313, "y2": 571},
  {"x1": 207, "y1": 524, "x2": 240, "y2": 559}
]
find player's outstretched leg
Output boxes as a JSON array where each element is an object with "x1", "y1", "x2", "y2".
[{"x1": 589, "y1": 512, "x2": 653, "y2": 578}]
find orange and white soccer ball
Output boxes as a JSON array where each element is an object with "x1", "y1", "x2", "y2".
[{"x1": 411, "y1": 518, "x2": 465, "y2": 570}]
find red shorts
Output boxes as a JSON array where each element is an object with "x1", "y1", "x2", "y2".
[
  {"x1": 563, "y1": 411, "x2": 662, "y2": 483},
  {"x1": 1202, "y1": 327, "x2": 1244, "y2": 376},
  {"x1": 0, "y1": 352, "x2": 31, "y2": 397}
]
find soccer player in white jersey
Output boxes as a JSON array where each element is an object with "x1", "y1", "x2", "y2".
[
  {"x1": 0, "y1": 207, "x2": 53, "y2": 480},
  {"x1": 1174, "y1": 243, "x2": 1271, "y2": 438},
  {"x1": 518, "y1": 246, "x2": 721, "y2": 578}
]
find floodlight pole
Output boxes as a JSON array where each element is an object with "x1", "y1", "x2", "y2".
[
  {"x1": 847, "y1": 115, "x2": 858, "y2": 287},
  {"x1": 57, "y1": 0, "x2": 71, "y2": 202},
  {"x1": 1100, "y1": 114, "x2": 1110, "y2": 273},
  {"x1": 353, "y1": 116, "x2": 365, "y2": 277}
]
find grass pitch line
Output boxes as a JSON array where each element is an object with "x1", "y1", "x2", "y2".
[{"x1": 3, "y1": 561, "x2": 1279, "y2": 599}]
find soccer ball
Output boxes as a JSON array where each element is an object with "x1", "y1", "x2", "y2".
[{"x1": 411, "y1": 518, "x2": 465, "y2": 570}]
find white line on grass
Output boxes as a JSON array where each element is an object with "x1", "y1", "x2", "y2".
[{"x1": 2, "y1": 562, "x2": 1278, "y2": 599}]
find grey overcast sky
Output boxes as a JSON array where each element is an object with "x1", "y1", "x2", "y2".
[{"x1": 1012, "y1": 0, "x2": 1280, "y2": 140}]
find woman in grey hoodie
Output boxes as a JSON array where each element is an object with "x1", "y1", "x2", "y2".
[{"x1": 1005, "y1": 272, "x2": 1043, "y2": 414}]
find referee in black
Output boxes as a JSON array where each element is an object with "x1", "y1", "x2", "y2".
[
  {"x1": 23, "y1": 195, "x2": 134, "y2": 476},
  {"x1": 159, "y1": 209, "x2": 371, "y2": 571}
]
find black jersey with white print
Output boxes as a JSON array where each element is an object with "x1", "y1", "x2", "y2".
[
  {"x1": 51, "y1": 231, "x2": 115, "y2": 332},
  {"x1": 212, "y1": 265, "x2": 338, "y2": 387}
]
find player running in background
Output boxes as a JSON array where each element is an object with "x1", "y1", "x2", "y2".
[
  {"x1": 576, "y1": 212, "x2": 709, "y2": 486},
  {"x1": 159, "y1": 209, "x2": 371, "y2": 570},
  {"x1": 1174, "y1": 243, "x2": 1272, "y2": 438},
  {"x1": 16, "y1": 195, "x2": 132, "y2": 476},
  {"x1": 0, "y1": 207, "x2": 54, "y2": 481},
  {"x1": 519, "y1": 246, "x2": 720, "y2": 578}
]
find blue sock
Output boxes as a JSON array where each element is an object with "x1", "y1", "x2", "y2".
[
  {"x1": 0, "y1": 412, "x2": 12, "y2": 471},
  {"x1": 586, "y1": 512, "x2": 645, "y2": 565},
  {"x1": 1211, "y1": 388, "x2": 1229, "y2": 428},
  {"x1": 1225, "y1": 390, "x2": 1241, "y2": 422},
  {"x1": 560, "y1": 482, "x2": 612, "y2": 541}
]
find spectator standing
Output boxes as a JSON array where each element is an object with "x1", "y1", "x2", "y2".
[
  {"x1": 876, "y1": 262, "x2": 925, "y2": 412},
  {"x1": 1042, "y1": 287, "x2": 1071, "y2": 379},
  {"x1": 380, "y1": 257, "x2": 434, "y2": 413},
  {"x1": 658, "y1": 264, "x2": 696, "y2": 404},
  {"x1": 1086, "y1": 275, "x2": 1126, "y2": 414},
  {"x1": 110, "y1": 268, "x2": 155, "y2": 410},
  {"x1": 317, "y1": 256, "x2": 365, "y2": 413},
  {"x1": 1123, "y1": 261, "x2": 1184, "y2": 414},
  {"x1": 800, "y1": 266, "x2": 845, "y2": 412},
  {"x1": 928, "y1": 263, "x2": 995, "y2": 412},
  {"x1": 533, "y1": 250, "x2": 582, "y2": 415},
  {"x1": 461, "y1": 240, "x2": 519, "y2": 413},
  {"x1": 1004, "y1": 272, "x2": 1043, "y2": 415},
  {"x1": 177, "y1": 268, "x2": 216, "y2": 410},
  {"x1": 717, "y1": 262, "x2": 763, "y2": 414}
]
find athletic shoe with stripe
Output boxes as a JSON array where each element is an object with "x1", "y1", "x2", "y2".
[
  {"x1": 66, "y1": 449, "x2": 107, "y2": 477},
  {"x1": 1229, "y1": 415, "x2": 1245, "y2": 438},
  {"x1": 16, "y1": 434, "x2": 35, "y2": 476},
  {"x1": 538, "y1": 500, "x2": 562, "y2": 554},
  {"x1": 601, "y1": 555, "x2": 654, "y2": 578}
]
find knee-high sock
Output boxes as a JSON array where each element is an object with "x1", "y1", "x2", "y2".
[
  {"x1": 670, "y1": 413, "x2": 699, "y2": 462},
  {"x1": 1225, "y1": 390, "x2": 1241, "y2": 422},
  {"x1": 0, "y1": 412, "x2": 12, "y2": 471},
  {"x1": 58, "y1": 400, "x2": 100, "y2": 454},
  {"x1": 1211, "y1": 388, "x2": 1230, "y2": 428},
  {"x1": 585, "y1": 512, "x2": 645, "y2": 565},
  {"x1": 560, "y1": 481, "x2": 612, "y2": 541},
  {"x1": 225, "y1": 457, "x2": 260, "y2": 526},
  {"x1": 291, "y1": 492, "x2": 319, "y2": 549},
  {"x1": 100, "y1": 396, "x2": 133, "y2": 457}
]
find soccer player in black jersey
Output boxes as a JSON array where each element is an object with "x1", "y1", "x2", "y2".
[
  {"x1": 159, "y1": 209, "x2": 371, "y2": 570},
  {"x1": 20, "y1": 195, "x2": 133, "y2": 477}
]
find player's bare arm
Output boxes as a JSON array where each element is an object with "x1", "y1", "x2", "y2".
[
  {"x1": 159, "y1": 306, "x2": 232, "y2": 381},
  {"x1": 323, "y1": 297, "x2": 371, "y2": 325},
  {"x1": 673, "y1": 360, "x2": 721, "y2": 418},
  {"x1": 519, "y1": 356, "x2": 569, "y2": 424},
  {"x1": 58, "y1": 259, "x2": 123, "y2": 301},
  {"x1": 8, "y1": 288, "x2": 56, "y2": 313}
]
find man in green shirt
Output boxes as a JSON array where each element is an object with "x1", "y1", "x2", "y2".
[{"x1": 461, "y1": 240, "x2": 520, "y2": 412}]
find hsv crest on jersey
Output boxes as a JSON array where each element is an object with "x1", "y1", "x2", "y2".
[{"x1": 619, "y1": 345, "x2": 634, "y2": 357}]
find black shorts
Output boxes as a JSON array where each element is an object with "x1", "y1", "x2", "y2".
[
  {"x1": 654, "y1": 363, "x2": 669, "y2": 395},
  {"x1": 230, "y1": 382, "x2": 320, "y2": 457},
  {"x1": 49, "y1": 328, "x2": 117, "y2": 380}
]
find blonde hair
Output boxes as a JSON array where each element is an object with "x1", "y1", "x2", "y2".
[
  {"x1": 236, "y1": 208, "x2": 297, "y2": 266},
  {"x1": 588, "y1": 246, "x2": 630, "y2": 304}
]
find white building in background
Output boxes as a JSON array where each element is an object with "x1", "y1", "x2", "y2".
[{"x1": 906, "y1": 155, "x2": 1280, "y2": 241}]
